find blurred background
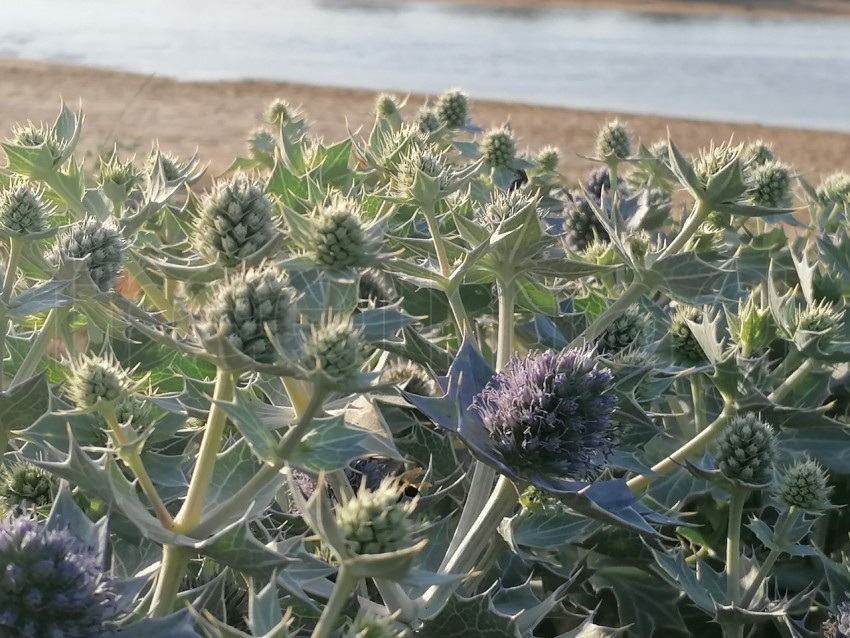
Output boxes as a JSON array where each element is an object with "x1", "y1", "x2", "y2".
[{"x1": 3, "y1": 0, "x2": 849, "y2": 182}]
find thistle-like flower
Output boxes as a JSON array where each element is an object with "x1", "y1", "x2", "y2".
[
  {"x1": 670, "y1": 306, "x2": 706, "y2": 364},
  {"x1": 714, "y1": 413, "x2": 776, "y2": 485},
  {"x1": 265, "y1": 98, "x2": 297, "y2": 125},
  {"x1": 301, "y1": 315, "x2": 365, "y2": 384},
  {"x1": 778, "y1": 458, "x2": 831, "y2": 510},
  {"x1": 582, "y1": 239, "x2": 615, "y2": 265},
  {"x1": 195, "y1": 176, "x2": 277, "y2": 267},
  {"x1": 308, "y1": 197, "x2": 380, "y2": 269},
  {"x1": 0, "y1": 464, "x2": 55, "y2": 510},
  {"x1": 375, "y1": 94, "x2": 400, "y2": 118},
  {"x1": 7, "y1": 123, "x2": 65, "y2": 165},
  {"x1": 796, "y1": 300, "x2": 844, "y2": 352},
  {"x1": 98, "y1": 155, "x2": 140, "y2": 191},
  {"x1": 247, "y1": 127, "x2": 276, "y2": 160},
  {"x1": 381, "y1": 361, "x2": 437, "y2": 397},
  {"x1": 202, "y1": 267, "x2": 296, "y2": 364},
  {"x1": 693, "y1": 141, "x2": 743, "y2": 190},
  {"x1": 0, "y1": 178, "x2": 48, "y2": 235},
  {"x1": 148, "y1": 151, "x2": 183, "y2": 182},
  {"x1": 742, "y1": 139, "x2": 776, "y2": 167},
  {"x1": 0, "y1": 516, "x2": 119, "y2": 636},
  {"x1": 481, "y1": 189, "x2": 536, "y2": 228},
  {"x1": 472, "y1": 349, "x2": 617, "y2": 482},
  {"x1": 563, "y1": 192, "x2": 607, "y2": 252},
  {"x1": 417, "y1": 108, "x2": 441, "y2": 134},
  {"x1": 648, "y1": 139, "x2": 671, "y2": 164},
  {"x1": 482, "y1": 126, "x2": 517, "y2": 169},
  {"x1": 336, "y1": 477, "x2": 416, "y2": 556},
  {"x1": 54, "y1": 217, "x2": 124, "y2": 292},
  {"x1": 584, "y1": 166, "x2": 624, "y2": 200},
  {"x1": 65, "y1": 354, "x2": 132, "y2": 410},
  {"x1": 817, "y1": 172, "x2": 850, "y2": 206},
  {"x1": 114, "y1": 395, "x2": 155, "y2": 430},
  {"x1": 747, "y1": 160, "x2": 792, "y2": 208},
  {"x1": 595, "y1": 120, "x2": 631, "y2": 160},
  {"x1": 825, "y1": 598, "x2": 850, "y2": 637},
  {"x1": 436, "y1": 89, "x2": 469, "y2": 129},
  {"x1": 393, "y1": 144, "x2": 468, "y2": 200},
  {"x1": 597, "y1": 308, "x2": 646, "y2": 354},
  {"x1": 536, "y1": 146, "x2": 560, "y2": 172}
]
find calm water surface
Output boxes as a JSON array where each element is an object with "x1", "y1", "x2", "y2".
[{"x1": 3, "y1": 0, "x2": 850, "y2": 130}]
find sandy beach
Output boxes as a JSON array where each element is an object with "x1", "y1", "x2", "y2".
[{"x1": 1, "y1": 57, "x2": 848, "y2": 187}]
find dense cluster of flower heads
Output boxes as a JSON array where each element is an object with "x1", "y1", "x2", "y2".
[
  {"x1": 472, "y1": 348, "x2": 617, "y2": 482},
  {"x1": 0, "y1": 516, "x2": 119, "y2": 637}
]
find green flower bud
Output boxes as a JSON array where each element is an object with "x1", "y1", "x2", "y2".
[
  {"x1": 436, "y1": 89, "x2": 469, "y2": 129},
  {"x1": 796, "y1": 300, "x2": 843, "y2": 336},
  {"x1": 381, "y1": 361, "x2": 437, "y2": 396},
  {"x1": 417, "y1": 108, "x2": 441, "y2": 134},
  {"x1": 742, "y1": 139, "x2": 776, "y2": 167},
  {"x1": 481, "y1": 189, "x2": 536, "y2": 228},
  {"x1": 0, "y1": 463, "x2": 55, "y2": 509},
  {"x1": 203, "y1": 267, "x2": 296, "y2": 364},
  {"x1": 98, "y1": 155, "x2": 141, "y2": 191},
  {"x1": 732, "y1": 294, "x2": 773, "y2": 355},
  {"x1": 598, "y1": 308, "x2": 645, "y2": 354},
  {"x1": 748, "y1": 160, "x2": 792, "y2": 208},
  {"x1": 265, "y1": 98, "x2": 296, "y2": 125},
  {"x1": 0, "y1": 178, "x2": 47, "y2": 234},
  {"x1": 670, "y1": 306, "x2": 706, "y2": 364},
  {"x1": 394, "y1": 144, "x2": 465, "y2": 200},
  {"x1": 336, "y1": 477, "x2": 415, "y2": 556},
  {"x1": 694, "y1": 141, "x2": 743, "y2": 189},
  {"x1": 778, "y1": 458, "x2": 831, "y2": 510},
  {"x1": 196, "y1": 176, "x2": 277, "y2": 266},
  {"x1": 816, "y1": 171, "x2": 850, "y2": 206},
  {"x1": 582, "y1": 239, "x2": 615, "y2": 265},
  {"x1": 8, "y1": 122, "x2": 65, "y2": 165},
  {"x1": 714, "y1": 413, "x2": 776, "y2": 485},
  {"x1": 375, "y1": 93, "x2": 400, "y2": 118},
  {"x1": 66, "y1": 354, "x2": 132, "y2": 410},
  {"x1": 247, "y1": 127, "x2": 276, "y2": 159},
  {"x1": 595, "y1": 120, "x2": 631, "y2": 160},
  {"x1": 55, "y1": 217, "x2": 124, "y2": 292},
  {"x1": 150, "y1": 151, "x2": 184, "y2": 181},
  {"x1": 482, "y1": 126, "x2": 516, "y2": 169},
  {"x1": 627, "y1": 229, "x2": 653, "y2": 261},
  {"x1": 648, "y1": 139, "x2": 671, "y2": 164},
  {"x1": 302, "y1": 315, "x2": 365, "y2": 384},
  {"x1": 310, "y1": 197, "x2": 375, "y2": 269},
  {"x1": 536, "y1": 146, "x2": 560, "y2": 172},
  {"x1": 115, "y1": 395, "x2": 155, "y2": 430}
]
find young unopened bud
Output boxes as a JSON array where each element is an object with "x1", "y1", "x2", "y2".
[
  {"x1": 563, "y1": 192, "x2": 607, "y2": 252},
  {"x1": 595, "y1": 120, "x2": 631, "y2": 160},
  {"x1": 196, "y1": 176, "x2": 277, "y2": 266},
  {"x1": 375, "y1": 94, "x2": 399, "y2": 118},
  {"x1": 55, "y1": 217, "x2": 124, "y2": 292},
  {"x1": 0, "y1": 178, "x2": 47, "y2": 235},
  {"x1": 714, "y1": 413, "x2": 776, "y2": 485},
  {"x1": 778, "y1": 458, "x2": 831, "y2": 510},
  {"x1": 310, "y1": 198, "x2": 375, "y2": 269},
  {"x1": 742, "y1": 140, "x2": 776, "y2": 167},
  {"x1": 417, "y1": 108, "x2": 441, "y2": 134},
  {"x1": 536, "y1": 146, "x2": 560, "y2": 172},
  {"x1": 670, "y1": 306, "x2": 706, "y2": 364},
  {"x1": 796, "y1": 300, "x2": 843, "y2": 342},
  {"x1": 8, "y1": 123, "x2": 64, "y2": 165},
  {"x1": 582, "y1": 239, "x2": 615, "y2": 265},
  {"x1": 598, "y1": 308, "x2": 645, "y2": 354},
  {"x1": 114, "y1": 396, "x2": 155, "y2": 430},
  {"x1": 66, "y1": 354, "x2": 131, "y2": 410},
  {"x1": 481, "y1": 189, "x2": 536, "y2": 228},
  {"x1": 0, "y1": 463, "x2": 55, "y2": 509},
  {"x1": 748, "y1": 161, "x2": 792, "y2": 208},
  {"x1": 98, "y1": 155, "x2": 140, "y2": 191},
  {"x1": 265, "y1": 98, "x2": 295, "y2": 125},
  {"x1": 482, "y1": 126, "x2": 516, "y2": 169},
  {"x1": 694, "y1": 141, "x2": 743, "y2": 189},
  {"x1": 648, "y1": 139, "x2": 671, "y2": 164},
  {"x1": 148, "y1": 151, "x2": 184, "y2": 181},
  {"x1": 302, "y1": 316, "x2": 365, "y2": 384},
  {"x1": 203, "y1": 268, "x2": 296, "y2": 364},
  {"x1": 336, "y1": 477, "x2": 415, "y2": 556},
  {"x1": 816, "y1": 172, "x2": 850, "y2": 206},
  {"x1": 436, "y1": 89, "x2": 469, "y2": 129},
  {"x1": 381, "y1": 361, "x2": 437, "y2": 396},
  {"x1": 732, "y1": 295, "x2": 773, "y2": 355}
]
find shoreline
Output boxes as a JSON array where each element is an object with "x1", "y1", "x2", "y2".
[{"x1": 1, "y1": 58, "x2": 848, "y2": 185}]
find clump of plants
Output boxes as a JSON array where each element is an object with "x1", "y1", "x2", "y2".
[{"x1": 0, "y1": 91, "x2": 849, "y2": 637}]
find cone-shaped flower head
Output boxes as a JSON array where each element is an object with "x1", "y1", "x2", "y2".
[
  {"x1": 98, "y1": 155, "x2": 140, "y2": 191},
  {"x1": 779, "y1": 458, "x2": 831, "y2": 510},
  {"x1": 817, "y1": 172, "x2": 850, "y2": 206},
  {"x1": 394, "y1": 144, "x2": 466, "y2": 200},
  {"x1": 309, "y1": 197, "x2": 378, "y2": 269},
  {"x1": 714, "y1": 413, "x2": 776, "y2": 485},
  {"x1": 66, "y1": 355, "x2": 132, "y2": 410},
  {"x1": 563, "y1": 192, "x2": 607, "y2": 252},
  {"x1": 472, "y1": 349, "x2": 617, "y2": 481},
  {"x1": 336, "y1": 477, "x2": 415, "y2": 556},
  {"x1": 595, "y1": 120, "x2": 631, "y2": 160},
  {"x1": 0, "y1": 178, "x2": 47, "y2": 235},
  {"x1": 301, "y1": 315, "x2": 365, "y2": 384},
  {"x1": 417, "y1": 108, "x2": 441, "y2": 134},
  {"x1": 482, "y1": 126, "x2": 517, "y2": 169},
  {"x1": 147, "y1": 151, "x2": 184, "y2": 182},
  {"x1": 0, "y1": 464, "x2": 55, "y2": 510},
  {"x1": 114, "y1": 396, "x2": 155, "y2": 430},
  {"x1": 265, "y1": 98, "x2": 297, "y2": 126},
  {"x1": 694, "y1": 141, "x2": 743, "y2": 189},
  {"x1": 825, "y1": 599, "x2": 850, "y2": 637},
  {"x1": 436, "y1": 89, "x2": 469, "y2": 129},
  {"x1": 375, "y1": 94, "x2": 399, "y2": 118},
  {"x1": 797, "y1": 300, "x2": 843, "y2": 336},
  {"x1": 0, "y1": 516, "x2": 119, "y2": 636},
  {"x1": 649, "y1": 139, "x2": 671, "y2": 164},
  {"x1": 482, "y1": 188, "x2": 536, "y2": 228},
  {"x1": 381, "y1": 361, "x2": 437, "y2": 397},
  {"x1": 203, "y1": 267, "x2": 296, "y2": 364},
  {"x1": 742, "y1": 140, "x2": 776, "y2": 167},
  {"x1": 196, "y1": 176, "x2": 277, "y2": 267},
  {"x1": 55, "y1": 217, "x2": 124, "y2": 292},
  {"x1": 7, "y1": 123, "x2": 65, "y2": 165},
  {"x1": 536, "y1": 146, "x2": 560, "y2": 172},
  {"x1": 748, "y1": 160, "x2": 792, "y2": 208},
  {"x1": 585, "y1": 166, "x2": 624, "y2": 201},
  {"x1": 670, "y1": 306, "x2": 706, "y2": 364},
  {"x1": 598, "y1": 308, "x2": 646, "y2": 354}
]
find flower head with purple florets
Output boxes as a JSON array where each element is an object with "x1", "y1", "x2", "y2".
[
  {"x1": 825, "y1": 596, "x2": 850, "y2": 637},
  {"x1": 472, "y1": 349, "x2": 617, "y2": 483}
]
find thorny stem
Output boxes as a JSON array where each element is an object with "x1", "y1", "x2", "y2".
[
  {"x1": 725, "y1": 489, "x2": 747, "y2": 638},
  {"x1": 313, "y1": 565, "x2": 357, "y2": 638},
  {"x1": 739, "y1": 508, "x2": 800, "y2": 609}
]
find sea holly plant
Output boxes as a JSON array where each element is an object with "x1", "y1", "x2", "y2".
[{"x1": 1, "y1": 94, "x2": 850, "y2": 638}]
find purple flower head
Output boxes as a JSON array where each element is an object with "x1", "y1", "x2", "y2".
[
  {"x1": 472, "y1": 349, "x2": 616, "y2": 482},
  {"x1": 826, "y1": 597, "x2": 850, "y2": 637},
  {"x1": 0, "y1": 515, "x2": 119, "y2": 637}
]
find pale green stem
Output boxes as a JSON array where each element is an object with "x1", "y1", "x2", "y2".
[
  {"x1": 419, "y1": 476, "x2": 517, "y2": 618},
  {"x1": 103, "y1": 408, "x2": 173, "y2": 529},
  {"x1": 739, "y1": 508, "x2": 800, "y2": 609},
  {"x1": 690, "y1": 375, "x2": 706, "y2": 434},
  {"x1": 123, "y1": 254, "x2": 177, "y2": 323},
  {"x1": 495, "y1": 278, "x2": 516, "y2": 370},
  {"x1": 0, "y1": 238, "x2": 23, "y2": 385},
  {"x1": 725, "y1": 489, "x2": 747, "y2": 638},
  {"x1": 149, "y1": 545, "x2": 190, "y2": 617},
  {"x1": 172, "y1": 369, "x2": 236, "y2": 533},
  {"x1": 375, "y1": 579, "x2": 417, "y2": 622},
  {"x1": 627, "y1": 402, "x2": 736, "y2": 494},
  {"x1": 659, "y1": 199, "x2": 710, "y2": 259},
  {"x1": 313, "y1": 565, "x2": 357, "y2": 638},
  {"x1": 11, "y1": 306, "x2": 65, "y2": 387},
  {"x1": 420, "y1": 201, "x2": 470, "y2": 334},
  {"x1": 769, "y1": 358, "x2": 817, "y2": 404},
  {"x1": 282, "y1": 375, "x2": 314, "y2": 418}
]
